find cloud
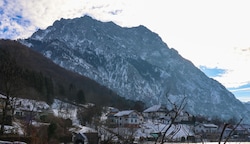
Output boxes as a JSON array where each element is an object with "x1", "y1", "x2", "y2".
[
  {"x1": 0, "y1": 0, "x2": 35, "y2": 39},
  {"x1": 108, "y1": 9, "x2": 123, "y2": 15},
  {"x1": 210, "y1": 47, "x2": 250, "y2": 88},
  {"x1": 228, "y1": 83, "x2": 250, "y2": 102},
  {"x1": 230, "y1": 87, "x2": 250, "y2": 93},
  {"x1": 1, "y1": 0, "x2": 250, "y2": 100},
  {"x1": 0, "y1": 0, "x2": 126, "y2": 39}
]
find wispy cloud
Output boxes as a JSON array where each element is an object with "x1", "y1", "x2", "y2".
[
  {"x1": 228, "y1": 83, "x2": 250, "y2": 102},
  {"x1": 108, "y1": 9, "x2": 123, "y2": 15},
  {"x1": 230, "y1": 87, "x2": 250, "y2": 93},
  {"x1": 0, "y1": 0, "x2": 35, "y2": 39},
  {"x1": 210, "y1": 47, "x2": 250, "y2": 88},
  {"x1": 0, "y1": 0, "x2": 126, "y2": 39}
]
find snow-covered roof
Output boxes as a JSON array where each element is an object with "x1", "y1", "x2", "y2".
[
  {"x1": 1, "y1": 120, "x2": 25, "y2": 135},
  {"x1": 143, "y1": 104, "x2": 162, "y2": 113},
  {"x1": 79, "y1": 126, "x2": 97, "y2": 133},
  {"x1": 114, "y1": 110, "x2": 134, "y2": 117},
  {"x1": 234, "y1": 125, "x2": 247, "y2": 131},
  {"x1": 0, "y1": 93, "x2": 6, "y2": 99},
  {"x1": 0, "y1": 141, "x2": 26, "y2": 144},
  {"x1": 138, "y1": 121, "x2": 194, "y2": 139},
  {"x1": 70, "y1": 125, "x2": 97, "y2": 133},
  {"x1": 108, "y1": 107, "x2": 119, "y2": 113},
  {"x1": 203, "y1": 124, "x2": 218, "y2": 128}
]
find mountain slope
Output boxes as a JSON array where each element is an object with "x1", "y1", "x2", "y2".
[
  {"x1": 22, "y1": 16, "x2": 249, "y2": 122},
  {"x1": 0, "y1": 39, "x2": 140, "y2": 109}
]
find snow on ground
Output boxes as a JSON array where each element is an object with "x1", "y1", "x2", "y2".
[
  {"x1": 0, "y1": 124, "x2": 23, "y2": 135},
  {"x1": 14, "y1": 98, "x2": 50, "y2": 112},
  {"x1": 0, "y1": 141, "x2": 27, "y2": 144},
  {"x1": 51, "y1": 99, "x2": 79, "y2": 125},
  {"x1": 135, "y1": 120, "x2": 194, "y2": 140},
  {"x1": 2, "y1": 94, "x2": 195, "y2": 141},
  {"x1": 0, "y1": 119, "x2": 24, "y2": 135},
  {"x1": 12, "y1": 120, "x2": 25, "y2": 135}
]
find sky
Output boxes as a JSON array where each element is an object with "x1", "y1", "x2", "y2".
[{"x1": 1, "y1": 0, "x2": 250, "y2": 102}]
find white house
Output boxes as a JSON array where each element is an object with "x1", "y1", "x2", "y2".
[
  {"x1": 165, "y1": 110, "x2": 194, "y2": 124},
  {"x1": 111, "y1": 110, "x2": 143, "y2": 128},
  {"x1": 143, "y1": 104, "x2": 168, "y2": 120}
]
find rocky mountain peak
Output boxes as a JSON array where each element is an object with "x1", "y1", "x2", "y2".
[{"x1": 22, "y1": 15, "x2": 250, "y2": 123}]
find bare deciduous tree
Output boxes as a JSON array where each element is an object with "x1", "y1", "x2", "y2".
[
  {"x1": 0, "y1": 49, "x2": 21, "y2": 135},
  {"x1": 219, "y1": 118, "x2": 243, "y2": 144},
  {"x1": 159, "y1": 96, "x2": 187, "y2": 144}
]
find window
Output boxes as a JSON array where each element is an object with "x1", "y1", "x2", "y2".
[{"x1": 16, "y1": 111, "x2": 22, "y2": 116}]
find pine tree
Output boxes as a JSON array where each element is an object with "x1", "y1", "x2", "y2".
[{"x1": 76, "y1": 89, "x2": 85, "y2": 104}]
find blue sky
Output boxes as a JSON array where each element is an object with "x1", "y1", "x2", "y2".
[
  {"x1": 200, "y1": 66, "x2": 250, "y2": 101},
  {"x1": 199, "y1": 66, "x2": 226, "y2": 78},
  {"x1": 1, "y1": 0, "x2": 250, "y2": 102},
  {"x1": 229, "y1": 84, "x2": 250, "y2": 102}
]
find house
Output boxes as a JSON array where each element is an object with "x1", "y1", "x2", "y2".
[
  {"x1": 165, "y1": 110, "x2": 194, "y2": 124},
  {"x1": 14, "y1": 98, "x2": 50, "y2": 120},
  {"x1": 228, "y1": 124, "x2": 249, "y2": 140},
  {"x1": 106, "y1": 107, "x2": 119, "y2": 127},
  {"x1": 108, "y1": 110, "x2": 143, "y2": 128},
  {"x1": 195, "y1": 123, "x2": 218, "y2": 133},
  {"x1": 241, "y1": 124, "x2": 250, "y2": 133},
  {"x1": 71, "y1": 125, "x2": 98, "y2": 144},
  {"x1": 0, "y1": 94, "x2": 51, "y2": 121},
  {"x1": 219, "y1": 127, "x2": 232, "y2": 140},
  {"x1": 143, "y1": 104, "x2": 168, "y2": 121},
  {"x1": 194, "y1": 123, "x2": 219, "y2": 141},
  {"x1": 233, "y1": 124, "x2": 249, "y2": 135}
]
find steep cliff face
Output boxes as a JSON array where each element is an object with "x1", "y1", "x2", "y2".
[{"x1": 22, "y1": 15, "x2": 249, "y2": 121}]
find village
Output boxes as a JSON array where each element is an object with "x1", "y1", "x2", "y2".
[{"x1": 1, "y1": 93, "x2": 250, "y2": 144}]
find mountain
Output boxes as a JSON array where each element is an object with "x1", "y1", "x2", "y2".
[
  {"x1": 243, "y1": 102, "x2": 250, "y2": 111},
  {"x1": 21, "y1": 15, "x2": 250, "y2": 122},
  {"x1": 0, "y1": 39, "x2": 141, "y2": 109}
]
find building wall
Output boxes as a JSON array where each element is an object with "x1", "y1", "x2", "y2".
[{"x1": 115, "y1": 111, "x2": 142, "y2": 128}]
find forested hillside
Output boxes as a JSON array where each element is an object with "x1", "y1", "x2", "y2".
[{"x1": 0, "y1": 39, "x2": 144, "y2": 110}]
